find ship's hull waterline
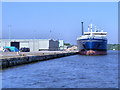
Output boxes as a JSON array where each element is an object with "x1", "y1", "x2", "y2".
[
  {"x1": 77, "y1": 39, "x2": 107, "y2": 55},
  {"x1": 79, "y1": 50, "x2": 107, "y2": 55}
]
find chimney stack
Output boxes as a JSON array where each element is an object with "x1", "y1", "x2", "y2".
[{"x1": 81, "y1": 22, "x2": 84, "y2": 35}]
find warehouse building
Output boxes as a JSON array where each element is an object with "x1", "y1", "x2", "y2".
[
  {"x1": 59, "y1": 40, "x2": 64, "y2": 50},
  {"x1": 0, "y1": 39, "x2": 62, "y2": 52}
]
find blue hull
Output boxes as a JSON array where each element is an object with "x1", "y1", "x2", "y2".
[{"x1": 77, "y1": 39, "x2": 107, "y2": 51}]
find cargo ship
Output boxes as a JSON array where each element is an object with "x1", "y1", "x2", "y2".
[{"x1": 77, "y1": 22, "x2": 107, "y2": 55}]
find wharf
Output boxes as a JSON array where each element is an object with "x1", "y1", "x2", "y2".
[{"x1": 0, "y1": 51, "x2": 78, "y2": 69}]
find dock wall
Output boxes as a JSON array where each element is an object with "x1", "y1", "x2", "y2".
[{"x1": 1, "y1": 52, "x2": 78, "y2": 69}]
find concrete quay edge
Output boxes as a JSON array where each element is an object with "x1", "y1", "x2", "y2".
[{"x1": 0, "y1": 52, "x2": 78, "y2": 69}]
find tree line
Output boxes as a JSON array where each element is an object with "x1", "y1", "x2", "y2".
[{"x1": 107, "y1": 44, "x2": 120, "y2": 50}]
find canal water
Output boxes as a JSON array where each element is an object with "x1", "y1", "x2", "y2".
[{"x1": 2, "y1": 50, "x2": 119, "y2": 88}]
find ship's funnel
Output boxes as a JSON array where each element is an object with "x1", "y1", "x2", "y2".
[{"x1": 81, "y1": 22, "x2": 84, "y2": 35}]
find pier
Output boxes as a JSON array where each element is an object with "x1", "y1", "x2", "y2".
[{"x1": 0, "y1": 51, "x2": 78, "y2": 69}]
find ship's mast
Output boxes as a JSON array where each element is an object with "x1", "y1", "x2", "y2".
[
  {"x1": 91, "y1": 24, "x2": 93, "y2": 36},
  {"x1": 88, "y1": 26, "x2": 90, "y2": 32},
  {"x1": 95, "y1": 26, "x2": 96, "y2": 32}
]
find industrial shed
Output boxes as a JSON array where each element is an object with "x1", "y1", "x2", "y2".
[{"x1": 0, "y1": 39, "x2": 60, "y2": 52}]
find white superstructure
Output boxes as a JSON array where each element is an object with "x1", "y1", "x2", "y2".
[{"x1": 77, "y1": 24, "x2": 107, "y2": 40}]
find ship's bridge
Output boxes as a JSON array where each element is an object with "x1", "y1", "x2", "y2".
[
  {"x1": 84, "y1": 31, "x2": 107, "y2": 37},
  {"x1": 77, "y1": 31, "x2": 107, "y2": 40},
  {"x1": 77, "y1": 24, "x2": 107, "y2": 40}
]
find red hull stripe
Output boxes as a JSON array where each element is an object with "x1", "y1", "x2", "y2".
[{"x1": 79, "y1": 50, "x2": 107, "y2": 55}]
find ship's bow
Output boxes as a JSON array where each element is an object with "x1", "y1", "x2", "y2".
[{"x1": 77, "y1": 38, "x2": 107, "y2": 55}]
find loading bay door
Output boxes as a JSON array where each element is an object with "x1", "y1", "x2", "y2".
[{"x1": 11, "y1": 42, "x2": 20, "y2": 49}]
